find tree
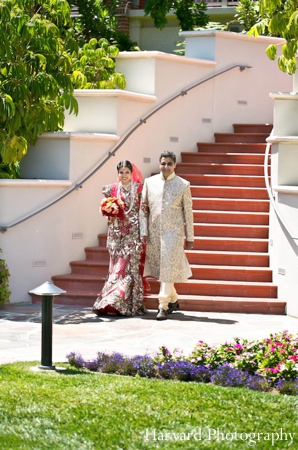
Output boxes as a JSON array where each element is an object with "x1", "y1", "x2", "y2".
[
  {"x1": 68, "y1": 0, "x2": 120, "y2": 45},
  {"x1": 0, "y1": 249, "x2": 10, "y2": 305},
  {"x1": 67, "y1": 0, "x2": 140, "y2": 51},
  {"x1": 144, "y1": 0, "x2": 209, "y2": 31},
  {"x1": 0, "y1": 0, "x2": 77, "y2": 169},
  {"x1": 246, "y1": 0, "x2": 298, "y2": 75},
  {"x1": 71, "y1": 38, "x2": 126, "y2": 89},
  {"x1": 0, "y1": 0, "x2": 126, "y2": 177},
  {"x1": 233, "y1": 0, "x2": 261, "y2": 33}
]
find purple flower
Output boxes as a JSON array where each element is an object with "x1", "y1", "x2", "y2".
[
  {"x1": 158, "y1": 360, "x2": 211, "y2": 382},
  {"x1": 211, "y1": 364, "x2": 248, "y2": 387},
  {"x1": 66, "y1": 352, "x2": 85, "y2": 369},
  {"x1": 276, "y1": 378, "x2": 298, "y2": 395},
  {"x1": 132, "y1": 355, "x2": 156, "y2": 378},
  {"x1": 246, "y1": 375, "x2": 270, "y2": 392}
]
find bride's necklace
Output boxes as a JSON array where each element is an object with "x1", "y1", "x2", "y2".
[{"x1": 117, "y1": 182, "x2": 135, "y2": 215}]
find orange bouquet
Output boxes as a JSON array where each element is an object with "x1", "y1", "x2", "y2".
[{"x1": 100, "y1": 197, "x2": 125, "y2": 219}]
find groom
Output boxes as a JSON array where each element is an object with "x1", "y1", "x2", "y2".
[{"x1": 140, "y1": 151, "x2": 194, "y2": 320}]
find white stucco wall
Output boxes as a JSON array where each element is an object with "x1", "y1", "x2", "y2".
[
  {"x1": 181, "y1": 31, "x2": 292, "y2": 132},
  {"x1": 267, "y1": 89, "x2": 298, "y2": 318}
]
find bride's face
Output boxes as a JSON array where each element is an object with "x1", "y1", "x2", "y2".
[{"x1": 118, "y1": 167, "x2": 132, "y2": 185}]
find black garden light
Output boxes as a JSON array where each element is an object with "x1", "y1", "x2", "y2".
[{"x1": 29, "y1": 281, "x2": 66, "y2": 370}]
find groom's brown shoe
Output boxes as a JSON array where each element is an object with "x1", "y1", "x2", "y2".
[{"x1": 156, "y1": 309, "x2": 167, "y2": 321}]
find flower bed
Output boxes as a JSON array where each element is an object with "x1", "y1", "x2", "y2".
[{"x1": 67, "y1": 330, "x2": 298, "y2": 395}]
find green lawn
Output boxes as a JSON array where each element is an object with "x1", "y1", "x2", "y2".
[{"x1": 0, "y1": 362, "x2": 297, "y2": 449}]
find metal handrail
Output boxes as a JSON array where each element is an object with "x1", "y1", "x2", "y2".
[
  {"x1": 264, "y1": 130, "x2": 298, "y2": 239},
  {"x1": 0, "y1": 63, "x2": 251, "y2": 232}
]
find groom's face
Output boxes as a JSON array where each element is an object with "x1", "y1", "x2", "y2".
[{"x1": 160, "y1": 157, "x2": 176, "y2": 179}]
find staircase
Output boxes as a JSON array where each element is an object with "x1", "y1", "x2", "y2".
[{"x1": 33, "y1": 123, "x2": 286, "y2": 314}]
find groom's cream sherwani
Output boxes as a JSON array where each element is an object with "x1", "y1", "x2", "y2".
[{"x1": 139, "y1": 172, "x2": 194, "y2": 283}]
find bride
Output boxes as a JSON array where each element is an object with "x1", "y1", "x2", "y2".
[{"x1": 92, "y1": 160, "x2": 148, "y2": 316}]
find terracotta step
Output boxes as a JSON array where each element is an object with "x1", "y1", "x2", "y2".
[
  {"x1": 54, "y1": 264, "x2": 272, "y2": 290},
  {"x1": 196, "y1": 142, "x2": 267, "y2": 154},
  {"x1": 94, "y1": 234, "x2": 269, "y2": 253},
  {"x1": 67, "y1": 244, "x2": 271, "y2": 273},
  {"x1": 233, "y1": 123, "x2": 273, "y2": 134},
  {"x1": 194, "y1": 237, "x2": 268, "y2": 252},
  {"x1": 32, "y1": 292, "x2": 285, "y2": 315},
  {"x1": 191, "y1": 186, "x2": 268, "y2": 199},
  {"x1": 32, "y1": 291, "x2": 98, "y2": 307},
  {"x1": 180, "y1": 174, "x2": 267, "y2": 187},
  {"x1": 143, "y1": 294, "x2": 285, "y2": 315},
  {"x1": 51, "y1": 273, "x2": 105, "y2": 291},
  {"x1": 176, "y1": 163, "x2": 267, "y2": 176},
  {"x1": 192, "y1": 198, "x2": 269, "y2": 212},
  {"x1": 189, "y1": 264, "x2": 272, "y2": 282},
  {"x1": 193, "y1": 210, "x2": 269, "y2": 225},
  {"x1": 147, "y1": 278, "x2": 277, "y2": 298},
  {"x1": 185, "y1": 250, "x2": 269, "y2": 266},
  {"x1": 214, "y1": 132, "x2": 270, "y2": 143},
  {"x1": 85, "y1": 247, "x2": 109, "y2": 262},
  {"x1": 182, "y1": 152, "x2": 266, "y2": 165},
  {"x1": 97, "y1": 234, "x2": 108, "y2": 246},
  {"x1": 96, "y1": 236, "x2": 268, "y2": 253},
  {"x1": 70, "y1": 260, "x2": 108, "y2": 275},
  {"x1": 195, "y1": 223, "x2": 268, "y2": 239}
]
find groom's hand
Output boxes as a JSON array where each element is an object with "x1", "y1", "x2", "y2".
[{"x1": 185, "y1": 241, "x2": 194, "y2": 250}]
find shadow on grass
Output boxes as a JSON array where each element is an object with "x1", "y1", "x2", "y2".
[
  {"x1": 0, "y1": 362, "x2": 89, "y2": 377},
  {"x1": 54, "y1": 366, "x2": 95, "y2": 376}
]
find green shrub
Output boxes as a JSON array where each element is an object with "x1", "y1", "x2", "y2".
[{"x1": 0, "y1": 249, "x2": 10, "y2": 305}]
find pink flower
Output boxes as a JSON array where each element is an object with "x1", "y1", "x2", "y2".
[{"x1": 265, "y1": 367, "x2": 280, "y2": 373}]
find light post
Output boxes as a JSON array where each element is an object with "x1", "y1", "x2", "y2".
[{"x1": 29, "y1": 281, "x2": 66, "y2": 370}]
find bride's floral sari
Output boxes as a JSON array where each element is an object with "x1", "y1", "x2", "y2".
[{"x1": 92, "y1": 182, "x2": 147, "y2": 316}]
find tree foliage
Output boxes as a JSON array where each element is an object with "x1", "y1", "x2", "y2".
[
  {"x1": 71, "y1": 38, "x2": 126, "y2": 89},
  {"x1": 245, "y1": 0, "x2": 298, "y2": 75},
  {"x1": 234, "y1": 0, "x2": 261, "y2": 33},
  {"x1": 0, "y1": 0, "x2": 76, "y2": 166},
  {"x1": 68, "y1": 0, "x2": 120, "y2": 45},
  {"x1": 0, "y1": 0, "x2": 127, "y2": 176},
  {"x1": 68, "y1": 0, "x2": 140, "y2": 51},
  {"x1": 144, "y1": 0, "x2": 209, "y2": 31},
  {"x1": 0, "y1": 249, "x2": 10, "y2": 305}
]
